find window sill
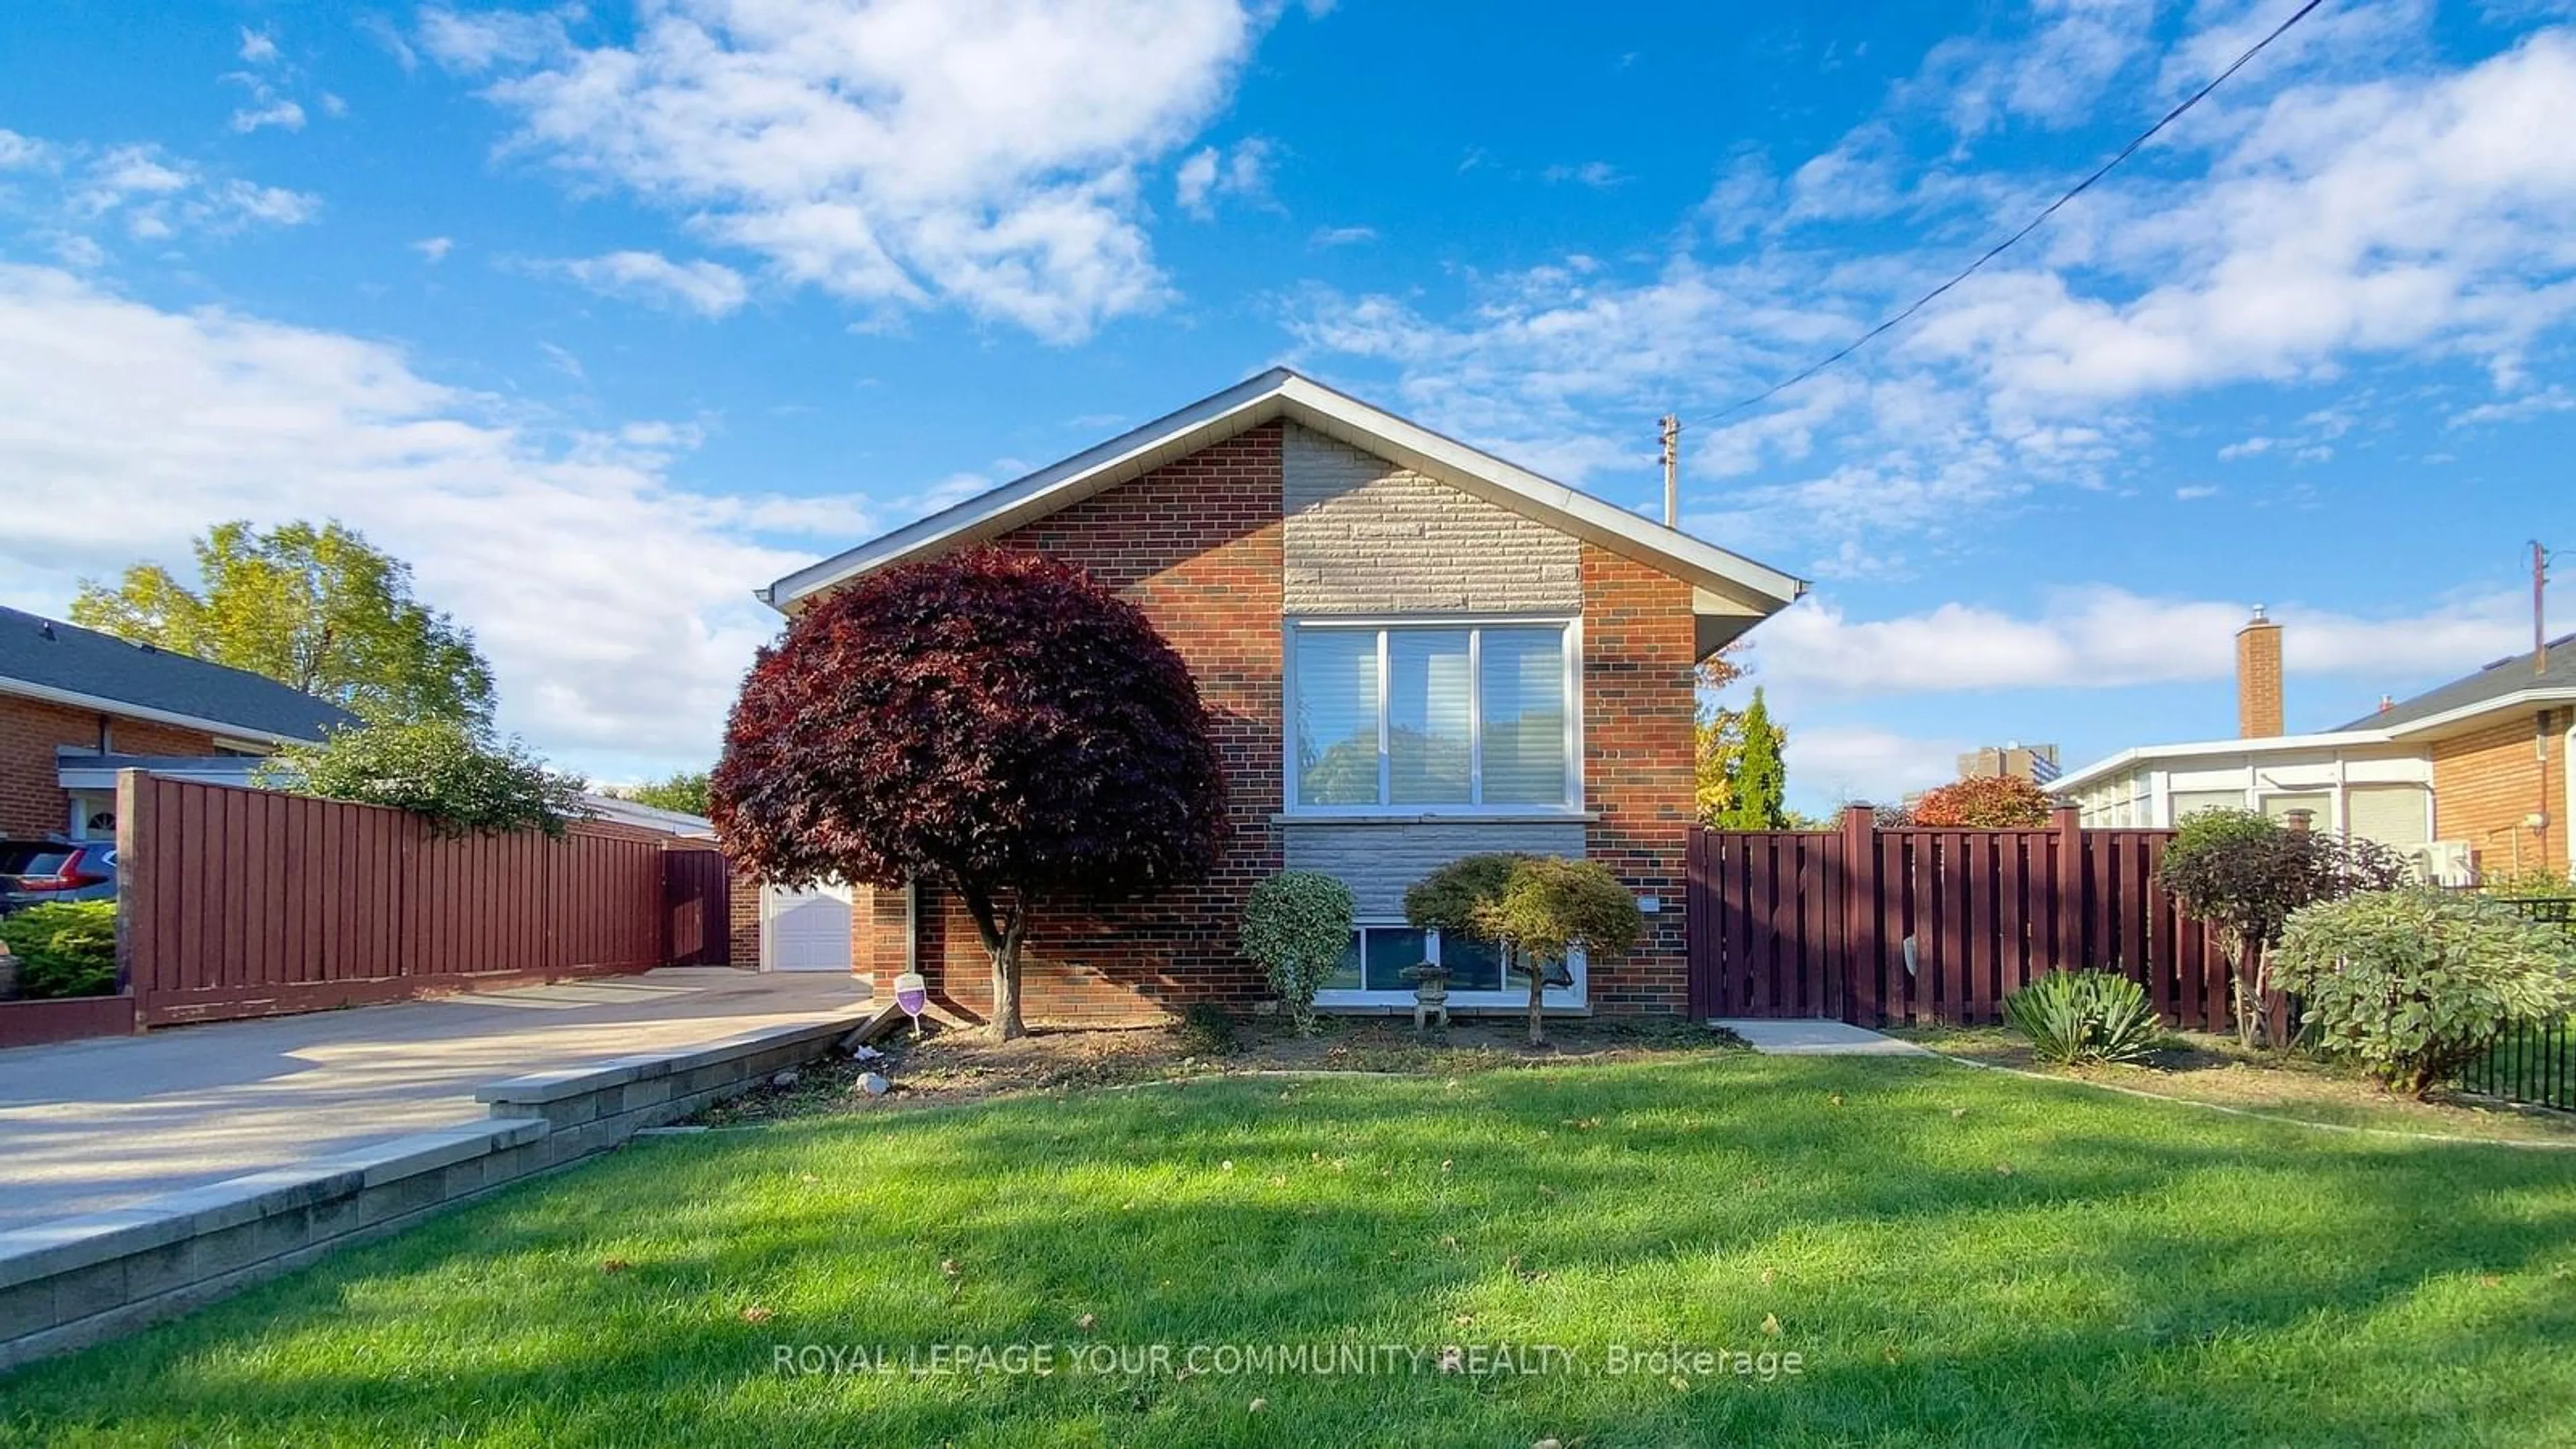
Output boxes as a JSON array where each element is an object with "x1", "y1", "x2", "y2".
[
  {"x1": 1316, "y1": 1000, "x2": 1593, "y2": 1018},
  {"x1": 1274, "y1": 810, "x2": 1599, "y2": 826}
]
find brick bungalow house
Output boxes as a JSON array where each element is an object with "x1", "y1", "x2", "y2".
[
  {"x1": 757, "y1": 369, "x2": 1807, "y2": 1023},
  {"x1": 0, "y1": 605, "x2": 354, "y2": 842},
  {"x1": 2060, "y1": 608, "x2": 2576, "y2": 881}
]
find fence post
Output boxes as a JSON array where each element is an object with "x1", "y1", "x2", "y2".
[
  {"x1": 2052, "y1": 805, "x2": 2084, "y2": 971},
  {"x1": 114, "y1": 768, "x2": 151, "y2": 1028},
  {"x1": 1841, "y1": 804, "x2": 1878, "y2": 1026}
]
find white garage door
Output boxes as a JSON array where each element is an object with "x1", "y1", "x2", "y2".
[{"x1": 764, "y1": 885, "x2": 852, "y2": 973}]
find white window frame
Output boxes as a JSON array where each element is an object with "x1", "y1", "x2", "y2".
[
  {"x1": 1283, "y1": 616, "x2": 1584, "y2": 818},
  {"x1": 1314, "y1": 920, "x2": 1589, "y2": 1012}
]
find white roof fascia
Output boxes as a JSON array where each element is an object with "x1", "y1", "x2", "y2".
[
  {"x1": 2375, "y1": 686, "x2": 2576, "y2": 741},
  {"x1": 2052, "y1": 729, "x2": 2400, "y2": 794},
  {"x1": 760, "y1": 369, "x2": 1807, "y2": 615},
  {"x1": 0, "y1": 678, "x2": 317, "y2": 748}
]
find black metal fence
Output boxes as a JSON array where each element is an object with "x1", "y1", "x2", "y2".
[{"x1": 2458, "y1": 896, "x2": 2576, "y2": 1114}]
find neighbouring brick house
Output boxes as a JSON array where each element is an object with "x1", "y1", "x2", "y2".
[
  {"x1": 2061, "y1": 608, "x2": 2576, "y2": 881},
  {"x1": 0, "y1": 605, "x2": 355, "y2": 841},
  {"x1": 757, "y1": 370, "x2": 1807, "y2": 1024}
]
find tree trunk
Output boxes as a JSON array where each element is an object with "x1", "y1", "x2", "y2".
[
  {"x1": 957, "y1": 884, "x2": 1028, "y2": 1041},
  {"x1": 1514, "y1": 946, "x2": 1547, "y2": 1047}
]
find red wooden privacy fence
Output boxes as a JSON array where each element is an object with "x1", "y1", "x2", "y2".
[
  {"x1": 115, "y1": 772, "x2": 730, "y2": 1028},
  {"x1": 1687, "y1": 806, "x2": 2239, "y2": 1029}
]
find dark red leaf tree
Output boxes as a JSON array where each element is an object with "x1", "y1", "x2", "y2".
[{"x1": 711, "y1": 548, "x2": 1227, "y2": 1039}]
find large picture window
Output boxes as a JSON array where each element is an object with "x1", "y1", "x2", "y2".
[{"x1": 1289, "y1": 622, "x2": 1575, "y2": 811}]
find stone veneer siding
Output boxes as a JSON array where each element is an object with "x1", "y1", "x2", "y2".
[
  {"x1": 909, "y1": 423, "x2": 1286, "y2": 1025},
  {"x1": 1282, "y1": 423, "x2": 1579, "y2": 614},
  {"x1": 1284, "y1": 821, "x2": 1589, "y2": 920},
  {"x1": 1577, "y1": 544, "x2": 1697, "y2": 1014}
]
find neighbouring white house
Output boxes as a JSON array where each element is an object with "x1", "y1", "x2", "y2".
[{"x1": 2055, "y1": 608, "x2": 2576, "y2": 883}]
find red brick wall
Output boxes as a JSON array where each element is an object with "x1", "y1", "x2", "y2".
[
  {"x1": 0, "y1": 695, "x2": 227, "y2": 837},
  {"x1": 729, "y1": 865, "x2": 762, "y2": 969},
  {"x1": 1578, "y1": 544, "x2": 1697, "y2": 1015},
  {"x1": 911, "y1": 422, "x2": 1285, "y2": 1026}
]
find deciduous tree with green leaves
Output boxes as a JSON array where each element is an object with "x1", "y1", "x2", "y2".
[
  {"x1": 262, "y1": 718, "x2": 588, "y2": 838},
  {"x1": 621, "y1": 769, "x2": 712, "y2": 818},
  {"x1": 72, "y1": 520, "x2": 496, "y2": 727}
]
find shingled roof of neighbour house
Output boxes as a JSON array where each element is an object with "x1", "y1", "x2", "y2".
[
  {"x1": 0, "y1": 606, "x2": 358, "y2": 745},
  {"x1": 2337, "y1": 632, "x2": 2576, "y2": 733}
]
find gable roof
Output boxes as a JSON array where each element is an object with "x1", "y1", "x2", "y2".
[
  {"x1": 0, "y1": 606, "x2": 358, "y2": 745},
  {"x1": 761, "y1": 368, "x2": 1807, "y2": 651},
  {"x1": 2337, "y1": 632, "x2": 2576, "y2": 732}
]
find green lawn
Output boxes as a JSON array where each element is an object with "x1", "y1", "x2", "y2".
[{"x1": 5, "y1": 1055, "x2": 2573, "y2": 1447}]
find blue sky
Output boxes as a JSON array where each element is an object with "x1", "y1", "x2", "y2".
[{"x1": 1, "y1": 0, "x2": 2571, "y2": 810}]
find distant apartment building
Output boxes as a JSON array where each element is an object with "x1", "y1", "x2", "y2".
[{"x1": 1955, "y1": 742, "x2": 2059, "y2": 786}]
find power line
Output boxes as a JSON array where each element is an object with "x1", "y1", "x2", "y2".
[{"x1": 1685, "y1": 0, "x2": 2330, "y2": 431}]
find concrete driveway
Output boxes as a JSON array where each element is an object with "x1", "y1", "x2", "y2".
[{"x1": 0, "y1": 969, "x2": 868, "y2": 1232}]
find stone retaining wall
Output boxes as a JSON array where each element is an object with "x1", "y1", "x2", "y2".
[{"x1": 0, "y1": 1011, "x2": 866, "y2": 1370}]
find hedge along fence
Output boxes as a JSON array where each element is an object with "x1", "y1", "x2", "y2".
[{"x1": 115, "y1": 771, "x2": 713, "y2": 1028}]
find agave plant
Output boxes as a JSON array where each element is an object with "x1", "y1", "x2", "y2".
[{"x1": 2003, "y1": 970, "x2": 2163, "y2": 1067}]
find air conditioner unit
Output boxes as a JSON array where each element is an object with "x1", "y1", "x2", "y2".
[{"x1": 2408, "y1": 841, "x2": 2476, "y2": 888}]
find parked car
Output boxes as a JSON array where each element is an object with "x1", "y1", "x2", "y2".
[{"x1": 0, "y1": 839, "x2": 118, "y2": 914}]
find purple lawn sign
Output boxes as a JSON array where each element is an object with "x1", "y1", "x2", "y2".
[{"x1": 893, "y1": 971, "x2": 928, "y2": 1036}]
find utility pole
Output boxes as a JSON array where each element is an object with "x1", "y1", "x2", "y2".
[
  {"x1": 2536, "y1": 540, "x2": 2552, "y2": 677},
  {"x1": 1659, "y1": 415, "x2": 1680, "y2": 528}
]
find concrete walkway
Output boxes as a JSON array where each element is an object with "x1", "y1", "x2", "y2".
[
  {"x1": 0, "y1": 969, "x2": 869, "y2": 1232},
  {"x1": 1713, "y1": 1018, "x2": 1932, "y2": 1056}
]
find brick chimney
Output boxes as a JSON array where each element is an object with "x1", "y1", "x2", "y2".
[{"x1": 2237, "y1": 606, "x2": 2284, "y2": 739}]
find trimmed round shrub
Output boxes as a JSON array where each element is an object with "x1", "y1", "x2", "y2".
[
  {"x1": 1238, "y1": 871, "x2": 1355, "y2": 1036},
  {"x1": 0, "y1": 901, "x2": 119, "y2": 1000},
  {"x1": 2271, "y1": 888, "x2": 2576, "y2": 1096},
  {"x1": 2002, "y1": 970, "x2": 2161, "y2": 1066}
]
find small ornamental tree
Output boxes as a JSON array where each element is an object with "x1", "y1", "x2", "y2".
[
  {"x1": 2273, "y1": 888, "x2": 2576, "y2": 1096},
  {"x1": 1239, "y1": 871, "x2": 1355, "y2": 1035},
  {"x1": 2157, "y1": 809, "x2": 2408, "y2": 1048},
  {"x1": 1909, "y1": 775, "x2": 2055, "y2": 828},
  {"x1": 1405, "y1": 853, "x2": 1641, "y2": 1046},
  {"x1": 711, "y1": 548, "x2": 1226, "y2": 1040}
]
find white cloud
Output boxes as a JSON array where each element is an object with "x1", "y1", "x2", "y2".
[
  {"x1": 239, "y1": 28, "x2": 282, "y2": 66},
  {"x1": 1175, "y1": 137, "x2": 1273, "y2": 219},
  {"x1": 1288, "y1": 18, "x2": 2576, "y2": 574},
  {"x1": 424, "y1": 0, "x2": 1289, "y2": 341},
  {"x1": 1783, "y1": 724, "x2": 1970, "y2": 809},
  {"x1": 1543, "y1": 160, "x2": 1625, "y2": 189},
  {"x1": 2174, "y1": 482, "x2": 2219, "y2": 499},
  {"x1": 1750, "y1": 586, "x2": 2526, "y2": 704},
  {"x1": 1309, "y1": 224, "x2": 1375, "y2": 248},
  {"x1": 413, "y1": 235, "x2": 455, "y2": 264},
  {"x1": 0, "y1": 129, "x2": 54, "y2": 170},
  {"x1": 543, "y1": 250, "x2": 751, "y2": 318},
  {"x1": 0, "y1": 264, "x2": 858, "y2": 771},
  {"x1": 15, "y1": 141, "x2": 323, "y2": 244},
  {"x1": 230, "y1": 97, "x2": 307, "y2": 133}
]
